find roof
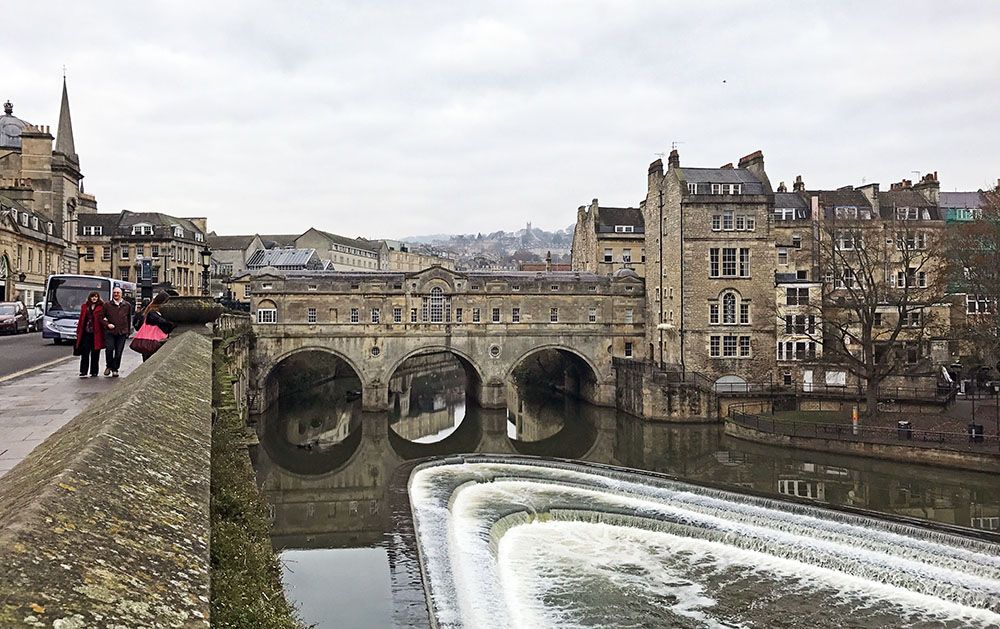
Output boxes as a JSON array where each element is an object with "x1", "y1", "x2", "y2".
[
  {"x1": 208, "y1": 234, "x2": 257, "y2": 251},
  {"x1": 0, "y1": 101, "x2": 29, "y2": 149},
  {"x1": 940, "y1": 191, "x2": 985, "y2": 209},
  {"x1": 75, "y1": 211, "x2": 206, "y2": 240},
  {"x1": 774, "y1": 192, "x2": 809, "y2": 209},
  {"x1": 315, "y1": 229, "x2": 381, "y2": 252},
  {"x1": 258, "y1": 234, "x2": 298, "y2": 248},
  {"x1": 78, "y1": 213, "x2": 121, "y2": 233},
  {"x1": 878, "y1": 189, "x2": 941, "y2": 220},
  {"x1": 246, "y1": 248, "x2": 319, "y2": 269},
  {"x1": 596, "y1": 207, "x2": 644, "y2": 233},
  {"x1": 678, "y1": 167, "x2": 767, "y2": 194},
  {"x1": 1, "y1": 195, "x2": 55, "y2": 239}
]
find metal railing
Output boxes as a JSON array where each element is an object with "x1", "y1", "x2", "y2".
[{"x1": 728, "y1": 408, "x2": 1000, "y2": 454}]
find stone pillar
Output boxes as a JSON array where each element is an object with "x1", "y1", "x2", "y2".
[
  {"x1": 580, "y1": 378, "x2": 617, "y2": 407},
  {"x1": 473, "y1": 380, "x2": 506, "y2": 409},
  {"x1": 362, "y1": 381, "x2": 389, "y2": 412}
]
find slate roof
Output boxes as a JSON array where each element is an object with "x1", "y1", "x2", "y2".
[
  {"x1": 774, "y1": 192, "x2": 809, "y2": 209},
  {"x1": 2, "y1": 194, "x2": 56, "y2": 240},
  {"x1": 878, "y1": 189, "x2": 941, "y2": 220},
  {"x1": 940, "y1": 191, "x2": 985, "y2": 209},
  {"x1": 259, "y1": 234, "x2": 298, "y2": 248},
  {"x1": 315, "y1": 229, "x2": 380, "y2": 252},
  {"x1": 246, "y1": 248, "x2": 319, "y2": 269},
  {"x1": 596, "y1": 207, "x2": 644, "y2": 233},
  {"x1": 77, "y1": 212, "x2": 121, "y2": 234},
  {"x1": 207, "y1": 234, "x2": 257, "y2": 251},
  {"x1": 116, "y1": 211, "x2": 204, "y2": 239},
  {"x1": 678, "y1": 167, "x2": 767, "y2": 194}
]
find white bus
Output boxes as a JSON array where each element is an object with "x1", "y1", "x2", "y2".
[{"x1": 41, "y1": 274, "x2": 136, "y2": 344}]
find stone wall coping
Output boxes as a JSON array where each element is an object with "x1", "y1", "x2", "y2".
[{"x1": 0, "y1": 332, "x2": 213, "y2": 628}]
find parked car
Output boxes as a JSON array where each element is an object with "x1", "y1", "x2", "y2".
[
  {"x1": 26, "y1": 304, "x2": 44, "y2": 332},
  {"x1": 0, "y1": 301, "x2": 29, "y2": 334}
]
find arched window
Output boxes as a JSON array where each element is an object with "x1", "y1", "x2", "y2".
[
  {"x1": 722, "y1": 292, "x2": 737, "y2": 324},
  {"x1": 429, "y1": 286, "x2": 445, "y2": 322}
]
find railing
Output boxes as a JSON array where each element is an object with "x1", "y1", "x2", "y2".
[{"x1": 728, "y1": 408, "x2": 1000, "y2": 454}]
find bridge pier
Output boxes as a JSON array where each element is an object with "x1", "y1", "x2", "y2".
[
  {"x1": 580, "y1": 379, "x2": 617, "y2": 408},
  {"x1": 473, "y1": 380, "x2": 507, "y2": 409},
  {"x1": 362, "y1": 382, "x2": 390, "y2": 412}
]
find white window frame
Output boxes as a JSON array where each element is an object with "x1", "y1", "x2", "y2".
[
  {"x1": 588, "y1": 307, "x2": 597, "y2": 323},
  {"x1": 257, "y1": 308, "x2": 277, "y2": 324},
  {"x1": 350, "y1": 307, "x2": 359, "y2": 323},
  {"x1": 307, "y1": 307, "x2": 317, "y2": 324},
  {"x1": 371, "y1": 308, "x2": 380, "y2": 324}
]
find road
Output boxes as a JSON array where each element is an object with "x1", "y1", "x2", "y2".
[{"x1": 0, "y1": 332, "x2": 75, "y2": 380}]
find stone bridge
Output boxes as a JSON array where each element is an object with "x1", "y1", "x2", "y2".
[{"x1": 247, "y1": 266, "x2": 646, "y2": 412}]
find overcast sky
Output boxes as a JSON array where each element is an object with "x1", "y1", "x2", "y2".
[{"x1": 6, "y1": 1, "x2": 1000, "y2": 238}]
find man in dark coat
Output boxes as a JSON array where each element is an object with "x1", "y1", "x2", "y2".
[{"x1": 101, "y1": 286, "x2": 133, "y2": 377}]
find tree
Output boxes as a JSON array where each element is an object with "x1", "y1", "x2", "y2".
[
  {"x1": 792, "y1": 215, "x2": 949, "y2": 417},
  {"x1": 947, "y1": 185, "x2": 1000, "y2": 374}
]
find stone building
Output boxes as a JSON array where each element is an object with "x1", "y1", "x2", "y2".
[
  {"x1": 380, "y1": 239, "x2": 456, "y2": 272},
  {"x1": 571, "y1": 199, "x2": 645, "y2": 277},
  {"x1": 643, "y1": 149, "x2": 778, "y2": 386},
  {"x1": 77, "y1": 211, "x2": 209, "y2": 296},
  {"x1": 0, "y1": 80, "x2": 92, "y2": 300},
  {"x1": 296, "y1": 228, "x2": 381, "y2": 270}
]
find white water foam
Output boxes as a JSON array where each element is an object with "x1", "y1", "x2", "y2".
[{"x1": 408, "y1": 459, "x2": 1000, "y2": 628}]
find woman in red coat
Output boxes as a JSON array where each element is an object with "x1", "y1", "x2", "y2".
[{"x1": 75, "y1": 291, "x2": 106, "y2": 377}]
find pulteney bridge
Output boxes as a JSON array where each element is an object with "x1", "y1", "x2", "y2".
[{"x1": 248, "y1": 266, "x2": 646, "y2": 412}]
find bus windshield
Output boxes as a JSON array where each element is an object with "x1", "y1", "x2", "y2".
[{"x1": 46, "y1": 276, "x2": 110, "y2": 315}]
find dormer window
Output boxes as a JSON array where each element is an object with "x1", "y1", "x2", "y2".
[
  {"x1": 20, "y1": 212, "x2": 28, "y2": 226},
  {"x1": 30, "y1": 216, "x2": 38, "y2": 229},
  {"x1": 132, "y1": 223, "x2": 154, "y2": 236},
  {"x1": 172, "y1": 225, "x2": 184, "y2": 238},
  {"x1": 711, "y1": 183, "x2": 742, "y2": 195},
  {"x1": 687, "y1": 183, "x2": 699, "y2": 194},
  {"x1": 834, "y1": 206, "x2": 870, "y2": 220},
  {"x1": 82, "y1": 225, "x2": 103, "y2": 236},
  {"x1": 614, "y1": 225, "x2": 635, "y2": 233},
  {"x1": 46, "y1": 222, "x2": 53, "y2": 235},
  {"x1": 896, "y1": 207, "x2": 919, "y2": 221},
  {"x1": 194, "y1": 232, "x2": 204, "y2": 242}
]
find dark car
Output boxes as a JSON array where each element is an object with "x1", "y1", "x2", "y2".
[{"x1": 0, "y1": 301, "x2": 29, "y2": 334}]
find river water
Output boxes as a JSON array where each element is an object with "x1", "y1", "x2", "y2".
[{"x1": 252, "y1": 353, "x2": 1000, "y2": 628}]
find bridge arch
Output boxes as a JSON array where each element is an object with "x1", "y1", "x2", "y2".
[
  {"x1": 386, "y1": 345, "x2": 486, "y2": 387},
  {"x1": 506, "y1": 343, "x2": 604, "y2": 382},
  {"x1": 262, "y1": 345, "x2": 366, "y2": 387},
  {"x1": 258, "y1": 345, "x2": 367, "y2": 415},
  {"x1": 506, "y1": 343, "x2": 613, "y2": 407}
]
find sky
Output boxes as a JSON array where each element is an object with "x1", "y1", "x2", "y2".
[{"x1": 5, "y1": 1, "x2": 1000, "y2": 238}]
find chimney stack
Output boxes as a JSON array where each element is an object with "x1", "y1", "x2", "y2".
[
  {"x1": 793, "y1": 175, "x2": 805, "y2": 192},
  {"x1": 913, "y1": 171, "x2": 940, "y2": 205},
  {"x1": 545, "y1": 251, "x2": 552, "y2": 272},
  {"x1": 648, "y1": 158, "x2": 664, "y2": 194},
  {"x1": 777, "y1": 181, "x2": 787, "y2": 193},
  {"x1": 667, "y1": 149, "x2": 680, "y2": 169},
  {"x1": 737, "y1": 150, "x2": 772, "y2": 193}
]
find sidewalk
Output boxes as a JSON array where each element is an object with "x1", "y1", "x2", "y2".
[{"x1": 0, "y1": 348, "x2": 143, "y2": 478}]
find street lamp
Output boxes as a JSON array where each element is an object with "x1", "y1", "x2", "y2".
[{"x1": 200, "y1": 245, "x2": 212, "y2": 297}]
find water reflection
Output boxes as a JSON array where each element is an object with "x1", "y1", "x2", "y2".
[{"x1": 252, "y1": 351, "x2": 1000, "y2": 626}]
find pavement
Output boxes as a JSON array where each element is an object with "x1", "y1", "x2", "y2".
[
  {"x1": 0, "y1": 344, "x2": 142, "y2": 478},
  {"x1": 0, "y1": 331, "x2": 72, "y2": 380}
]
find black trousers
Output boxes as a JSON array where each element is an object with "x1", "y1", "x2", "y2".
[
  {"x1": 78, "y1": 333, "x2": 101, "y2": 376},
  {"x1": 105, "y1": 333, "x2": 128, "y2": 371}
]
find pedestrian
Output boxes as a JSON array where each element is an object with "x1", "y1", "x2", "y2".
[
  {"x1": 74, "y1": 291, "x2": 105, "y2": 377},
  {"x1": 101, "y1": 286, "x2": 133, "y2": 377},
  {"x1": 130, "y1": 292, "x2": 175, "y2": 362}
]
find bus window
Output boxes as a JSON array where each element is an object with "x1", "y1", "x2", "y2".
[{"x1": 46, "y1": 276, "x2": 111, "y2": 315}]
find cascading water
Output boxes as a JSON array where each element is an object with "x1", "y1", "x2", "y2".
[{"x1": 408, "y1": 457, "x2": 1000, "y2": 628}]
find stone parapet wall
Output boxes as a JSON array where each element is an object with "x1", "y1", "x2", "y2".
[
  {"x1": 0, "y1": 332, "x2": 213, "y2": 627},
  {"x1": 614, "y1": 358, "x2": 718, "y2": 422},
  {"x1": 724, "y1": 421, "x2": 1000, "y2": 473}
]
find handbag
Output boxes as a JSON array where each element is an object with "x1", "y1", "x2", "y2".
[{"x1": 129, "y1": 320, "x2": 168, "y2": 355}]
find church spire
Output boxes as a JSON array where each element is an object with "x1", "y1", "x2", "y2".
[{"x1": 55, "y1": 75, "x2": 77, "y2": 162}]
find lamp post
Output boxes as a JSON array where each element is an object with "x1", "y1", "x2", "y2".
[{"x1": 200, "y1": 245, "x2": 211, "y2": 297}]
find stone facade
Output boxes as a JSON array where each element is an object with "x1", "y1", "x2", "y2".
[
  {"x1": 248, "y1": 266, "x2": 646, "y2": 412},
  {"x1": 0, "y1": 82, "x2": 88, "y2": 302},
  {"x1": 78, "y1": 211, "x2": 209, "y2": 296},
  {"x1": 571, "y1": 199, "x2": 645, "y2": 277}
]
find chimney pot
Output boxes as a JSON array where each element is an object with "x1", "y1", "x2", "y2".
[
  {"x1": 667, "y1": 149, "x2": 680, "y2": 169},
  {"x1": 777, "y1": 181, "x2": 787, "y2": 192}
]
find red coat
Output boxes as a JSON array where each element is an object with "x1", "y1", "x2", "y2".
[{"x1": 75, "y1": 303, "x2": 106, "y2": 350}]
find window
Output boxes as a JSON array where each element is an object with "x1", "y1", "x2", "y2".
[
  {"x1": 710, "y1": 249, "x2": 719, "y2": 277},
  {"x1": 549, "y1": 307, "x2": 558, "y2": 323},
  {"x1": 512, "y1": 307, "x2": 521, "y2": 323},
  {"x1": 734, "y1": 215, "x2": 745, "y2": 231},
  {"x1": 874, "y1": 312, "x2": 883, "y2": 326},
  {"x1": 244, "y1": 284, "x2": 252, "y2": 298},
  {"x1": 739, "y1": 336, "x2": 751, "y2": 357},
  {"x1": 511, "y1": 284, "x2": 520, "y2": 292},
  {"x1": 622, "y1": 249, "x2": 632, "y2": 263},
  {"x1": 786, "y1": 287, "x2": 809, "y2": 305},
  {"x1": 722, "y1": 212, "x2": 734, "y2": 230},
  {"x1": 722, "y1": 248, "x2": 737, "y2": 276},
  {"x1": 491, "y1": 307, "x2": 501, "y2": 322},
  {"x1": 120, "y1": 268, "x2": 129, "y2": 282},
  {"x1": 102, "y1": 246, "x2": 111, "y2": 261},
  {"x1": 472, "y1": 308, "x2": 481, "y2": 323},
  {"x1": 968, "y1": 295, "x2": 991, "y2": 315},
  {"x1": 614, "y1": 225, "x2": 635, "y2": 233},
  {"x1": 711, "y1": 214, "x2": 722, "y2": 231},
  {"x1": 455, "y1": 307, "x2": 463, "y2": 322},
  {"x1": 194, "y1": 232, "x2": 204, "y2": 242},
  {"x1": 82, "y1": 225, "x2": 103, "y2": 236},
  {"x1": 710, "y1": 248, "x2": 749, "y2": 278},
  {"x1": 410, "y1": 308, "x2": 418, "y2": 323},
  {"x1": 896, "y1": 207, "x2": 919, "y2": 221},
  {"x1": 687, "y1": 183, "x2": 698, "y2": 194},
  {"x1": 393, "y1": 306, "x2": 402, "y2": 323},
  {"x1": 709, "y1": 303, "x2": 719, "y2": 325},
  {"x1": 836, "y1": 269, "x2": 857, "y2": 289},
  {"x1": 710, "y1": 336, "x2": 721, "y2": 357},
  {"x1": 739, "y1": 303, "x2": 750, "y2": 325},
  {"x1": 722, "y1": 292, "x2": 736, "y2": 324},
  {"x1": 131, "y1": 224, "x2": 153, "y2": 236},
  {"x1": 835, "y1": 206, "x2": 859, "y2": 219},
  {"x1": 429, "y1": 286, "x2": 445, "y2": 322},
  {"x1": 624, "y1": 342, "x2": 634, "y2": 358},
  {"x1": 550, "y1": 285, "x2": 559, "y2": 291},
  {"x1": 371, "y1": 308, "x2": 381, "y2": 324},
  {"x1": 710, "y1": 334, "x2": 750, "y2": 359},
  {"x1": 777, "y1": 249, "x2": 788, "y2": 265},
  {"x1": 723, "y1": 335, "x2": 737, "y2": 357},
  {"x1": 350, "y1": 307, "x2": 359, "y2": 323},
  {"x1": 120, "y1": 245, "x2": 130, "y2": 260},
  {"x1": 774, "y1": 208, "x2": 795, "y2": 221},
  {"x1": 603, "y1": 248, "x2": 613, "y2": 263},
  {"x1": 588, "y1": 307, "x2": 597, "y2": 323},
  {"x1": 257, "y1": 309, "x2": 277, "y2": 324},
  {"x1": 908, "y1": 311, "x2": 922, "y2": 327},
  {"x1": 711, "y1": 183, "x2": 742, "y2": 194},
  {"x1": 624, "y1": 308, "x2": 634, "y2": 323},
  {"x1": 307, "y1": 308, "x2": 317, "y2": 324},
  {"x1": 84, "y1": 246, "x2": 95, "y2": 262},
  {"x1": 151, "y1": 245, "x2": 160, "y2": 257},
  {"x1": 173, "y1": 226, "x2": 184, "y2": 238}
]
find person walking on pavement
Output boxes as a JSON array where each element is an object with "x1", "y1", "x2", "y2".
[
  {"x1": 74, "y1": 291, "x2": 106, "y2": 377},
  {"x1": 101, "y1": 286, "x2": 133, "y2": 377},
  {"x1": 131, "y1": 291, "x2": 175, "y2": 362}
]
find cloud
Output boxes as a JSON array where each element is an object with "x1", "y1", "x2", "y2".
[{"x1": 5, "y1": 0, "x2": 1000, "y2": 238}]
